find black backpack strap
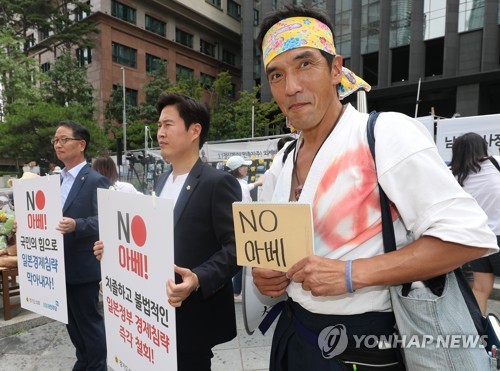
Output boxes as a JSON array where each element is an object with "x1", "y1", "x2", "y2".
[
  {"x1": 489, "y1": 156, "x2": 500, "y2": 172},
  {"x1": 367, "y1": 111, "x2": 397, "y2": 254},
  {"x1": 368, "y1": 111, "x2": 420, "y2": 296},
  {"x1": 282, "y1": 139, "x2": 297, "y2": 164}
]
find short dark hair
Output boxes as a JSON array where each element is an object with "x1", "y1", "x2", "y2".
[
  {"x1": 156, "y1": 93, "x2": 210, "y2": 148},
  {"x1": 92, "y1": 156, "x2": 118, "y2": 184},
  {"x1": 277, "y1": 135, "x2": 296, "y2": 151},
  {"x1": 57, "y1": 120, "x2": 90, "y2": 153},
  {"x1": 257, "y1": 5, "x2": 335, "y2": 70},
  {"x1": 227, "y1": 167, "x2": 243, "y2": 179},
  {"x1": 451, "y1": 132, "x2": 489, "y2": 186}
]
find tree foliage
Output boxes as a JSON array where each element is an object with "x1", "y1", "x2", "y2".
[
  {"x1": 103, "y1": 69, "x2": 286, "y2": 152},
  {"x1": 0, "y1": 0, "x2": 97, "y2": 54},
  {"x1": 0, "y1": 102, "x2": 108, "y2": 165},
  {"x1": 0, "y1": 28, "x2": 43, "y2": 109},
  {"x1": 42, "y1": 51, "x2": 94, "y2": 108},
  {"x1": 0, "y1": 1, "x2": 100, "y2": 167}
]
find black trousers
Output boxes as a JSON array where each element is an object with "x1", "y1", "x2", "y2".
[
  {"x1": 66, "y1": 281, "x2": 107, "y2": 371},
  {"x1": 178, "y1": 348, "x2": 213, "y2": 371},
  {"x1": 270, "y1": 298, "x2": 405, "y2": 371}
]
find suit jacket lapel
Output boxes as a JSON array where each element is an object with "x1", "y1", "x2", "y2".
[
  {"x1": 173, "y1": 159, "x2": 203, "y2": 226},
  {"x1": 63, "y1": 164, "x2": 90, "y2": 212}
]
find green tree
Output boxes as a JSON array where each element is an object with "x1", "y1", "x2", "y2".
[
  {"x1": 167, "y1": 75, "x2": 203, "y2": 100},
  {"x1": 103, "y1": 84, "x2": 147, "y2": 152},
  {"x1": 208, "y1": 72, "x2": 286, "y2": 141},
  {"x1": 208, "y1": 71, "x2": 236, "y2": 140},
  {"x1": 0, "y1": 28, "x2": 43, "y2": 109},
  {"x1": 0, "y1": 0, "x2": 97, "y2": 54},
  {"x1": 42, "y1": 51, "x2": 94, "y2": 109},
  {"x1": 0, "y1": 102, "x2": 109, "y2": 165},
  {"x1": 260, "y1": 98, "x2": 287, "y2": 136},
  {"x1": 137, "y1": 60, "x2": 171, "y2": 133}
]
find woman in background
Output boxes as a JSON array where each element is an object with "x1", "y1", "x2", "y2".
[
  {"x1": 451, "y1": 132, "x2": 500, "y2": 314},
  {"x1": 92, "y1": 156, "x2": 142, "y2": 194},
  {"x1": 225, "y1": 155, "x2": 263, "y2": 301}
]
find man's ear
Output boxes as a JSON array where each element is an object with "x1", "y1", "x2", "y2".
[
  {"x1": 331, "y1": 55, "x2": 343, "y2": 86},
  {"x1": 190, "y1": 123, "x2": 202, "y2": 140}
]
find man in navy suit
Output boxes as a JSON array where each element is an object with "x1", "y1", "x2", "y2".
[
  {"x1": 94, "y1": 93, "x2": 242, "y2": 370},
  {"x1": 53, "y1": 121, "x2": 110, "y2": 371}
]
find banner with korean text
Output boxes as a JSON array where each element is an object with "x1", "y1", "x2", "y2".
[
  {"x1": 97, "y1": 189, "x2": 177, "y2": 370},
  {"x1": 436, "y1": 113, "x2": 500, "y2": 162},
  {"x1": 13, "y1": 175, "x2": 67, "y2": 323}
]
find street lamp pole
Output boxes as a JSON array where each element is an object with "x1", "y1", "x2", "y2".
[
  {"x1": 251, "y1": 103, "x2": 255, "y2": 138},
  {"x1": 121, "y1": 67, "x2": 127, "y2": 175}
]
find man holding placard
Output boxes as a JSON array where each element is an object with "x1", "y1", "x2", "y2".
[
  {"x1": 53, "y1": 121, "x2": 110, "y2": 371},
  {"x1": 95, "y1": 93, "x2": 242, "y2": 370},
  {"x1": 251, "y1": 5, "x2": 498, "y2": 370}
]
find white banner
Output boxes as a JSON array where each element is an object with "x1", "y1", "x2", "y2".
[
  {"x1": 202, "y1": 138, "x2": 281, "y2": 163},
  {"x1": 436, "y1": 114, "x2": 500, "y2": 162},
  {"x1": 415, "y1": 115, "x2": 435, "y2": 138},
  {"x1": 13, "y1": 175, "x2": 67, "y2": 323},
  {"x1": 98, "y1": 189, "x2": 177, "y2": 370}
]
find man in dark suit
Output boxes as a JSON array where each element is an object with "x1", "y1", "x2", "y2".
[
  {"x1": 94, "y1": 93, "x2": 241, "y2": 370},
  {"x1": 156, "y1": 93, "x2": 241, "y2": 370},
  {"x1": 53, "y1": 121, "x2": 110, "y2": 371}
]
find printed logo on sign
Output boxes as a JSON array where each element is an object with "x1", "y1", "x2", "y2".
[
  {"x1": 26, "y1": 190, "x2": 47, "y2": 230},
  {"x1": 35, "y1": 191, "x2": 45, "y2": 209},
  {"x1": 117, "y1": 212, "x2": 149, "y2": 279},
  {"x1": 318, "y1": 324, "x2": 348, "y2": 359},
  {"x1": 131, "y1": 215, "x2": 147, "y2": 247}
]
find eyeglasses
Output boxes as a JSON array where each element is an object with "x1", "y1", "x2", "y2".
[{"x1": 51, "y1": 137, "x2": 81, "y2": 145}]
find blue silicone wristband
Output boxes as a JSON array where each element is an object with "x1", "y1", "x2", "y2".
[{"x1": 346, "y1": 260, "x2": 355, "y2": 293}]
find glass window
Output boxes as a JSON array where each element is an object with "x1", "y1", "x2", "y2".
[
  {"x1": 200, "y1": 73, "x2": 216, "y2": 89},
  {"x1": 390, "y1": 0, "x2": 412, "y2": 47},
  {"x1": 335, "y1": 0, "x2": 352, "y2": 57},
  {"x1": 111, "y1": 0, "x2": 136, "y2": 25},
  {"x1": 227, "y1": 0, "x2": 241, "y2": 19},
  {"x1": 424, "y1": 0, "x2": 446, "y2": 40},
  {"x1": 206, "y1": 0, "x2": 221, "y2": 7},
  {"x1": 113, "y1": 85, "x2": 138, "y2": 106},
  {"x1": 311, "y1": 0, "x2": 327, "y2": 10},
  {"x1": 39, "y1": 27, "x2": 50, "y2": 41},
  {"x1": 391, "y1": 45, "x2": 409, "y2": 82},
  {"x1": 424, "y1": 38, "x2": 444, "y2": 77},
  {"x1": 146, "y1": 54, "x2": 163, "y2": 73},
  {"x1": 24, "y1": 34, "x2": 35, "y2": 51},
  {"x1": 76, "y1": 48, "x2": 92, "y2": 67},
  {"x1": 222, "y1": 49, "x2": 236, "y2": 66},
  {"x1": 200, "y1": 40, "x2": 216, "y2": 57},
  {"x1": 75, "y1": 1, "x2": 91, "y2": 21},
  {"x1": 112, "y1": 42, "x2": 137, "y2": 68},
  {"x1": 458, "y1": 0, "x2": 485, "y2": 32},
  {"x1": 145, "y1": 15, "x2": 166, "y2": 37},
  {"x1": 176, "y1": 29, "x2": 193, "y2": 48},
  {"x1": 40, "y1": 62, "x2": 51, "y2": 73},
  {"x1": 176, "y1": 64, "x2": 194, "y2": 82},
  {"x1": 361, "y1": 0, "x2": 380, "y2": 54},
  {"x1": 362, "y1": 52, "x2": 378, "y2": 86}
]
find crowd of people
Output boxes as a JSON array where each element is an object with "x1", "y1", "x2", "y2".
[{"x1": 23, "y1": 4, "x2": 499, "y2": 371}]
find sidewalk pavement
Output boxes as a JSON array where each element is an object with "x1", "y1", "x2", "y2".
[
  {"x1": 0, "y1": 301, "x2": 274, "y2": 371},
  {"x1": 2, "y1": 283, "x2": 500, "y2": 371}
]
